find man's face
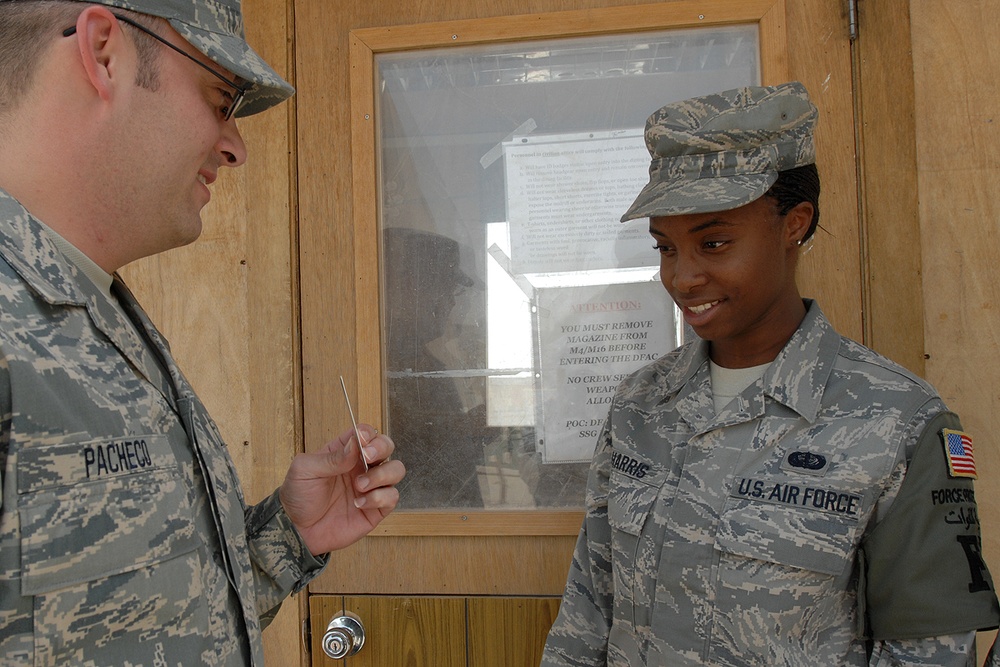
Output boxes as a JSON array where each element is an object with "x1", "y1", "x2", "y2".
[{"x1": 112, "y1": 19, "x2": 248, "y2": 256}]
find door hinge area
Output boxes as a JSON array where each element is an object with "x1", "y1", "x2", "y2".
[{"x1": 848, "y1": 0, "x2": 859, "y2": 42}]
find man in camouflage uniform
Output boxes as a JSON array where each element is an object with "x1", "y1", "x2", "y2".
[
  {"x1": 0, "y1": 1, "x2": 405, "y2": 664},
  {"x1": 541, "y1": 83, "x2": 1000, "y2": 666}
]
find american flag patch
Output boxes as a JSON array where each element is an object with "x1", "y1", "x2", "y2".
[{"x1": 942, "y1": 428, "x2": 977, "y2": 479}]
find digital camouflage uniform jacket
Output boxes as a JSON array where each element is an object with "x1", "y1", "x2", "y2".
[
  {"x1": 0, "y1": 190, "x2": 326, "y2": 666},
  {"x1": 543, "y1": 301, "x2": 1000, "y2": 666}
]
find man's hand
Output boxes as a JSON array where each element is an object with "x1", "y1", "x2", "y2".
[{"x1": 278, "y1": 424, "x2": 405, "y2": 556}]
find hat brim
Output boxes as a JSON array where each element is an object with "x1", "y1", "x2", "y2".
[
  {"x1": 620, "y1": 172, "x2": 777, "y2": 222},
  {"x1": 170, "y1": 20, "x2": 294, "y2": 118}
]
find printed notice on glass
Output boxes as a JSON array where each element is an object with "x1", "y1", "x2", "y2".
[
  {"x1": 536, "y1": 281, "x2": 677, "y2": 463},
  {"x1": 504, "y1": 130, "x2": 652, "y2": 275}
]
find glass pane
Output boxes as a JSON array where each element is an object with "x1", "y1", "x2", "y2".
[{"x1": 379, "y1": 25, "x2": 759, "y2": 510}]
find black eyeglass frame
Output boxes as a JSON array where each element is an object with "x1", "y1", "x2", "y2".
[{"x1": 63, "y1": 13, "x2": 250, "y2": 120}]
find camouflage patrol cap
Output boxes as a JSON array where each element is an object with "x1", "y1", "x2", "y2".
[
  {"x1": 620, "y1": 82, "x2": 817, "y2": 221},
  {"x1": 69, "y1": 0, "x2": 293, "y2": 117}
]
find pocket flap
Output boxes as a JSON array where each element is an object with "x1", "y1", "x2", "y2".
[
  {"x1": 717, "y1": 477, "x2": 868, "y2": 576},
  {"x1": 18, "y1": 440, "x2": 200, "y2": 596},
  {"x1": 608, "y1": 450, "x2": 667, "y2": 536}
]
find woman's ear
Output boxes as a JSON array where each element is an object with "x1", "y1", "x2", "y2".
[
  {"x1": 69, "y1": 6, "x2": 125, "y2": 102},
  {"x1": 784, "y1": 201, "x2": 815, "y2": 248}
]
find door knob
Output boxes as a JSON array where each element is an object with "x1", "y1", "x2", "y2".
[{"x1": 321, "y1": 611, "x2": 365, "y2": 659}]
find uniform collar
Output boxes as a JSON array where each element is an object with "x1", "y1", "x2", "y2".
[
  {"x1": 660, "y1": 299, "x2": 839, "y2": 424},
  {"x1": 0, "y1": 188, "x2": 89, "y2": 307},
  {"x1": 0, "y1": 188, "x2": 172, "y2": 397},
  {"x1": 763, "y1": 299, "x2": 840, "y2": 422}
]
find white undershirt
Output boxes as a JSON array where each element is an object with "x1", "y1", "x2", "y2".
[{"x1": 709, "y1": 360, "x2": 771, "y2": 413}]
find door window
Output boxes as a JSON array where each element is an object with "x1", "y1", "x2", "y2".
[{"x1": 375, "y1": 26, "x2": 759, "y2": 510}]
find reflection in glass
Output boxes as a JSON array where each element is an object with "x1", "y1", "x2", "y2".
[{"x1": 384, "y1": 228, "x2": 489, "y2": 508}]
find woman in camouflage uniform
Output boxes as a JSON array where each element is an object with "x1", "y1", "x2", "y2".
[{"x1": 542, "y1": 82, "x2": 999, "y2": 667}]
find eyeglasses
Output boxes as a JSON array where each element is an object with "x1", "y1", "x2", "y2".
[{"x1": 63, "y1": 14, "x2": 250, "y2": 120}]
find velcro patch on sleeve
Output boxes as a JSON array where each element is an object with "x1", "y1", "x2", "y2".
[{"x1": 941, "y1": 428, "x2": 978, "y2": 479}]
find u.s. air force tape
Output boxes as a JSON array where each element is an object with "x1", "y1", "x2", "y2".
[{"x1": 732, "y1": 477, "x2": 863, "y2": 519}]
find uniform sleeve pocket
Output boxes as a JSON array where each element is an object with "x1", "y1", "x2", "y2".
[{"x1": 18, "y1": 464, "x2": 200, "y2": 596}]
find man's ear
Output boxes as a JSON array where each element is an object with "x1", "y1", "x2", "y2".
[{"x1": 69, "y1": 6, "x2": 126, "y2": 102}]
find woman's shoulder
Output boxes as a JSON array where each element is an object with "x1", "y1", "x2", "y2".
[
  {"x1": 803, "y1": 300, "x2": 938, "y2": 398},
  {"x1": 823, "y1": 334, "x2": 945, "y2": 424},
  {"x1": 836, "y1": 335, "x2": 932, "y2": 388},
  {"x1": 617, "y1": 340, "x2": 698, "y2": 398}
]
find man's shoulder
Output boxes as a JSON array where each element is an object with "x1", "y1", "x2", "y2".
[
  {"x1": 0, "y1": 251, "x2": 39, "y2": 319},
  {"x1": 0, "y1": 201, "x2": 83, "y2": 314}
]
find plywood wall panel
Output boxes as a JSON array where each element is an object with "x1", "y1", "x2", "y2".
[
  {"x1": 911, "y1": 0, "x2": 1000, "y2": 546},
  {"x1": 855, "y1": 0, "x2": 925, "y2": 375},
  {"x1": 782, "y1": 0, "x2": 863, "y2": 342},
  {"x1": 910, "y1": 2, "x2": 1000, "y2": 658}
]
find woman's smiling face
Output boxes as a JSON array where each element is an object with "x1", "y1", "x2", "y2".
[{"x1": 649, "y1": 196, "x2": 813, "y2": 368}]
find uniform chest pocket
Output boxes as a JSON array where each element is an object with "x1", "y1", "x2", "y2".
[
  {"x1": 607, "y1": 458, "x2": 667, "y2": 537},
  {"x1": 716, "y1": 477, "x2": 869, "y2": 577},
  {"x1": 607, "y1": 453, "x2": 668, "y2": 609},
  {"x1": 708, "y1": 481, "x2": 871, "y2": 662},
  {"x1": 17, "y1": 437, "x2": 201, "y2": 595}
]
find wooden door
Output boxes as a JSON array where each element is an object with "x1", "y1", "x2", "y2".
[{"x1": 295, "y1": 0, "x2": 861, "y2": 663}]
